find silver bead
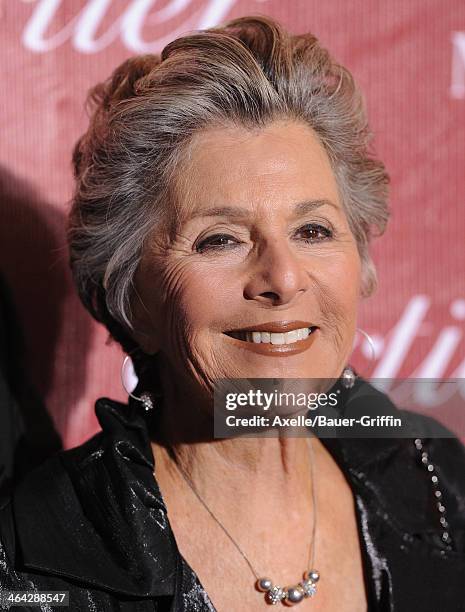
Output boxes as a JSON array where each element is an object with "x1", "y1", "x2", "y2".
[
  {"x1": 256, "y1": 578, "x2": 273, "y2": 592},
  {"x1": 303, "y1": 569, "x2": 320, "y2": 583},
  {"x1": 300, "y1": 579, "x2": 317, "y2": 597},
  {"x1": 267, "y1": 586, "x2": 285, "y2": 604},
  {"x1": 284, "y1": 585, "x2": 305, "y2": 606}
]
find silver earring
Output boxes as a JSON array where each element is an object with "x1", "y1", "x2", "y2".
[
  {"x1": 121, "y1": 354, "x2": 155, "y2": 412},
  {"x1": 341, "y1": 365, "x2": 356, "y2": 389}
]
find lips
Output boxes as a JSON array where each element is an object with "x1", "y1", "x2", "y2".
[
  {"x1": 223, "y1": 321, "x2": 318, "y2": 356},
  {"x1": 225, "y1": 320, "x2": 315, "y2": 334}
]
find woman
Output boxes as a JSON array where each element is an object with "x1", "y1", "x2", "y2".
[{"x1": 1, "y1": 15, "x2": 465, "y2": 612}]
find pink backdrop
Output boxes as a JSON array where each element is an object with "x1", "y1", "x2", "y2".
[{"x1": 1, "y1": 0, "x2": 464, "y2": 448}]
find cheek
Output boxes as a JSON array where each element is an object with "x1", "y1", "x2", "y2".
[
  {"x1": 156, "y1": 259, "x2": 237, "y2": 343},
  {"x1": 157, "y1": 260, "x2": 244, "y2": 382},
  {"x1": 174, "y1": 264, "x2": 239, "y2": 333},
  {"x1": 311, "y1": 249, "x2": 361, "y2": 343},
  {"x1": 334, "y1": 257, "x2": 361, "y2": 317},
  {"x1": 325, "y1": 246, "x2": 361, "y2": 305}
]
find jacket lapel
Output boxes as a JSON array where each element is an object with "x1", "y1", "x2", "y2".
[{"x1": 12, "y1": 398, "x2": 177, "y2": 597}]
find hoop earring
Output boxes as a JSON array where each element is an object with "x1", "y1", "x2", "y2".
[
  {"x1": 340, "y1": 327, "x2": 376, "y2": 389},
  {"x1": 355, "y1": 327, "x2": 377, "y2": 363},
  {"x1": 121, "y1": 354, "x2": 155, "y2": 412}
]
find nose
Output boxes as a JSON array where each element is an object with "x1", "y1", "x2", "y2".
[{"x1": 243, "y1": 238, "x2": 309, "y2": 306}]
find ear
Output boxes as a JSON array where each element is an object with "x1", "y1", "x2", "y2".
[
  {"x1": 131, "y1": 324, "x2": 159, "y2": 355},
  {"x1": 130, "y1": 290, "x2": 161, "y2": 355}
]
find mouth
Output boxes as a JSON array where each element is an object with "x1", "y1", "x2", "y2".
[
  {"x1": 223, "y1": 321, "x2": 319, "y2": 355},
  {"x1": 225, "y1": 326, "x2": 317, "y2": 345}
]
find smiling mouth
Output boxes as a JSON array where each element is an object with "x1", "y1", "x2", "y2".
[{"x1": 224, "y1": 326, "x2": 318, "y2": 345}]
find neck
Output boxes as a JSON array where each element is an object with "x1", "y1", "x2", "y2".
[
  {"x1": 154, "y1": 434, "x2": 313, "y2": 480},
  {"x1": 151, "y1": 435, "x2": 318, "y2": 529},
  {"x1": 147, "y1": 357, "x2": 322, "y2": 517}
]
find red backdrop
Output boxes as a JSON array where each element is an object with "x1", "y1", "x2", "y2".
[{"x1": 1, "y1": 0, "x2": 464, "y2": 448}]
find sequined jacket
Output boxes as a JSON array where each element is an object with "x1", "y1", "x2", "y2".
[{"x1": 1, "y1": 381, "x2": 465, "y2": 611}]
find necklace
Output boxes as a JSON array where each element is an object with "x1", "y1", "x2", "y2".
[{"x1": 168, "y1": 437, "x2": 320, "y2": 606}]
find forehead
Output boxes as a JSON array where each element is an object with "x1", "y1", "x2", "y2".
[{"x1": 172, "y1": 119, "x2": 342, "y2": 221}]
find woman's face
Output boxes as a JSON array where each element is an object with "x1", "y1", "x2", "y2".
[{"x1": 134, "y1": 119, "x2": 362, "y2": 395}]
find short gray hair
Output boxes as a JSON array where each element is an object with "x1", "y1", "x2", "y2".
[{"x1": 69, "y1": 15, "x2": 389, "y2": 354}]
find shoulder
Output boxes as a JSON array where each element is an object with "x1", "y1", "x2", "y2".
[
  {"x1": 0, "y1": 399, "x2": 176, "y2": 604},
  {"x1": 0, "y1": 435, "x2": 103, "y2": 580},
  {"x1": 338, "y1": 379, "x2": 465, "y2": 554},
  {"x1": 378, "y1": 408, "x2": 465, "y2": 555},
  {"x1": 0, "y1": 405, "x2": 109, "y2": 585},
  {"x1": 404, "y1": 414, "x2": 465, "y2": 548},
  {"x1": 399, "y1": 408, "x2": 465, "y2": 474}
]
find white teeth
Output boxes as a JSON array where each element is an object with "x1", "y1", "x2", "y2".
[
  {"x1": 261, "y1": 331, "x2": 271, "y2": 343},
  {"x1": 285, "y1": 330, "x2": 298, "y2": 344},
  {"x1": 237, "y1": 327, "x2": 313, "y2": 344}
]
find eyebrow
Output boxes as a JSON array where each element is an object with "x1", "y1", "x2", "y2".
[{"x1": 188, "y1": 199, "x2": 338, "y2": 221}]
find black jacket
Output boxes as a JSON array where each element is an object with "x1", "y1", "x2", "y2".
[{"x1": 1, "y1": 381, "x2": 465, "y2": 611}]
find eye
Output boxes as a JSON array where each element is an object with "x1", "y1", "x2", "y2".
[
  {"x1": 296, "y1": 223, "x2": 333, "y2": 243},
  {"x1": 195, "y1": 233, "x2": 241, "y2": 253}
]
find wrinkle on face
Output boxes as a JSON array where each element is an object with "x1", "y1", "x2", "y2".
[{"x1": 132, "y1": 119, "x2": 363, "y2": 410}]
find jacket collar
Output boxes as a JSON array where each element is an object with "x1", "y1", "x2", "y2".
[
  {"x1": 319, "y1": 376, "x2": 407, "y2": 470},
  {"x1": 10, "y1": 379, "x2": 410, "y2": 597},
  {"x1": 12, "y1": 398, "x2": 178, "y2": 597}
]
